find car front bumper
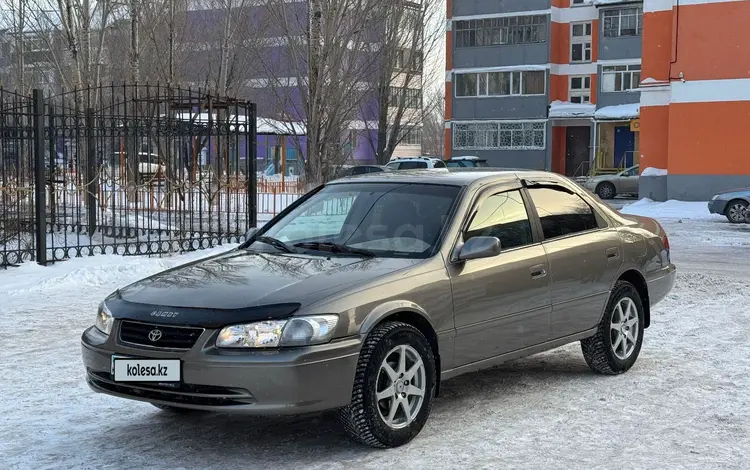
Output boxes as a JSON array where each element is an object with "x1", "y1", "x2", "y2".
[
  {"x1": 707, "y1": 199, "x2": 727, "y2": 215},
  {"x1": 81, "y1": 323, "x2": 361, "y2": 414}
]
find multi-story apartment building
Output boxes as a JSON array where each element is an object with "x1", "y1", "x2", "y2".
[
  {"x1": 444, "y1": 0, "x2": 644, "y2": 177},
  {"x1": 638, "y1": 0, "x2": 750, "y2": 201}
]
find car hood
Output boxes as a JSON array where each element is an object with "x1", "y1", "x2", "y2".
[
  {"x1": 715, "y1": 188, "x2": 750, "y2": 197},
  {"x1": 112, "y1": 249, "x2": 419, "y2": 321}
]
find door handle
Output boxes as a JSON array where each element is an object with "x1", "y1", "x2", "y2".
[
  {"x1": 606, "y1": 247, "x2": 620, "y2": 260},
  {"x1": 530, "y1": 264, "x2": 547, "y2": 279}
]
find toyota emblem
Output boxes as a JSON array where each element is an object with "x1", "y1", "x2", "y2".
[{"x1": 148, "y1": 329, "x2": 163, "y2": 342}]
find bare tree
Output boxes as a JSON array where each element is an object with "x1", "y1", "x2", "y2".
[
  {"x1": 361, "y1": 0, "x2": 444, "y2": 164},
  {"x1": 421, "y1": 87, "x2": 444, "y2": 157},
  {"x1": 257, "y1": 0, "x2": 384, "y2": 186},
  {"x1": 17, "y1": 0, "x2": 118, "y2": 97}
]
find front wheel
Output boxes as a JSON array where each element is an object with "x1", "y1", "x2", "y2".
[
  {"x1": 581, "y1": 280, "x2": 645, "y2": 375},
  {"x1": 339, "y1": 321, "x2": 437, "y2": 448},
  {"x1": 725, "y1": 200, "x2": 748, "y2": 224}
]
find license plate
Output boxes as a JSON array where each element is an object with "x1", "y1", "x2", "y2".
[{"x1": 112, "y1": 357, "x2": 181, "y2": 382}]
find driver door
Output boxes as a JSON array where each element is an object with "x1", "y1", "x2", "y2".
[{"x1": 447, "y1": 185, "x2": 552, "y2": 367}]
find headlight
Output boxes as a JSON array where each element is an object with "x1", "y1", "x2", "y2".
[
  {"x1": 216, "y1": 315, "x2": 339, "y2": 348},
  {"x1": 95, "y1": 302, "x2": 114, "y2": 336}
]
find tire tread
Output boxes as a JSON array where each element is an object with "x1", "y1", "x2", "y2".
[{"x1": 339, "y1": 321, "x2": 432, "y2": 448}]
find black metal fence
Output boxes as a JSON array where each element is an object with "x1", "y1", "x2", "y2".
[{"x1": 1, "y1": 84, "x2": 257, "y2": 268}]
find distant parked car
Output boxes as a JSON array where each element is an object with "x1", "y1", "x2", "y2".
[
  {"x1": 583, "y1": 165, "x2": 640, "y2": 199},
  {"x1": 386, "y1": 156, "x2": 447, "y2": 170},
  {"x1": 707, "y1": 187, "x2": 750, "y2": 223},
  {"x1": 446, "y1": 156, "x2": 489, "y2": 168},
  {"x1": 337, "y1": 165, "x2": 390, "y2": 178}
]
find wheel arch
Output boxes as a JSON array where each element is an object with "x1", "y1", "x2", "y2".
[
  {"x1": 361, "y1": 306, "x2": 441, "y2": 396},
  {"x1": 617, "y1": 269, "x2": 650, "y2": 328}
]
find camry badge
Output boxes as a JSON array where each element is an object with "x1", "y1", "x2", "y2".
[
  {"x1": 150, "y1": 310, "x2": 179, "y2": 318},
  {"x1": 148, "y1": 329, "x2": 163, "y2": 342}
]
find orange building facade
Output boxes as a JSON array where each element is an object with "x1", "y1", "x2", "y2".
[
  {"x1": 639, "y1": 0, "x2": 750, "y2": 200},
  {"x1": 444, "y1": 0, "x2": 750, "y2": 201}
]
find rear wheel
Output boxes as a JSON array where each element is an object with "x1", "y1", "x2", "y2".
[
  {"x1": 725, "y1": 200, "x2": 748, "y2": 224},
  {"x1": 596, "y1": 182, "x2": 617, "y2": 200},
  {"x1": 339, "y1": 321, "x2": 437, "y2": 448},
  {"x1": 581, "y1": 281, "x2": 645, "y2": 375}
]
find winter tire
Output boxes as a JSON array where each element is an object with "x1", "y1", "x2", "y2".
[
  {"x1": 339, "y1": 321, "x2": 437, "y2": 448},
  {"x1": 725, "y1": 200, "x2": 748, "y2": 224},
  {"x1": 596, "y1": 182, "x2": 617, "y2": 200},
  {"x1": 581, "y1": 280, "x2": 645, "y2": 375}
]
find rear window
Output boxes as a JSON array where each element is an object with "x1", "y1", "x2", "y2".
[{"x1": 398, "y1": 161, "x2": 428, "y2": 170}]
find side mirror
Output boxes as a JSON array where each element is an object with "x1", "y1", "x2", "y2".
[
  {"x1": 243, "y1": 227, "x2": 258, "y2": 241},
  {"x1": 457, "y1": 236, "x2": 502, "y2": 261}
]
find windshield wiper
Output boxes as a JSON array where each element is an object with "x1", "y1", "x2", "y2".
[
  {"x1": 254, "y1": 236, "x2": 293, "y2": 253},
  {"x1": 293, "y1": 241, "x2": 376, "y2": 258}
]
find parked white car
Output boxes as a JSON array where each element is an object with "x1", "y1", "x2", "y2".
[{"x1": 386, "y1": 156, "x2": 448, "y2": 170}]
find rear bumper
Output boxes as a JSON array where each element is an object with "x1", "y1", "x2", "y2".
[
  {"x1": 647, "y1": 263, "x2": 677, "y2": 308},
  {"x1": 81, "y1": 325, "x2": 361, "y2": 414}
]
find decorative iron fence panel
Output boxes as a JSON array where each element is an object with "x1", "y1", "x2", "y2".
[{"x1": 1, "y1": 84, "x2": 257, "y2": 268}]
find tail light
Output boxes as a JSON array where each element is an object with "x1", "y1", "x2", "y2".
[{"x1": 663, "y1": 233, "x2": 670, "y2": 251}]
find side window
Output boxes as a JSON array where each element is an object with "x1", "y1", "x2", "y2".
[
  {"x1": 446, "y1": 161, "x2": 460, "y2": 167},
  {"x1": 386, "y1": 162, "x2": 400, "y2": 170},
  {"x1": 528, "y1": 186, "x2": 598, "y2": 240},
  {"x1": 399, "y1": 161, "x2": 428, "y2": 169},
  {"x1": 465, "y1": 190, "x2": 533, "y2": 250},
  {"x1": 433, "y1": 160, "x2": 447, "y2": 168}
]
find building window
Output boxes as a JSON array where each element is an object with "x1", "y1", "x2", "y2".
[
  {"x1": 454, "y1": 122, "x2": 546, "y2": 150},
  {"x1": 570, "y1": 22, "x2": 592, "y2": 63},
  {"x1": 569, "y1": 75, "x2": 591, "y2": 103},
  {"x1": 399, "y1": 128, "x2": 422, "y2": 146},
  {"x1": 455, "y1": 15, "x2": 548, "y2": 48},
  {"x1": 602, "y1": 8, "x2": 643, "y2": 37},
  {"x1": 601, "y1": 64, "x2": 641, "y2": 92},
  {"x1": 455, "y1": 70, "x2": 546, "y2": 97},
  {"x1": 390, "y1": 87, "x2": 422, "y2": 109}
]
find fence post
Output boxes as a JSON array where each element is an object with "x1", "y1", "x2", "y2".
[
  {"x1": 248, "y1": 103, "x2": 257, "y2": 228},
  {"x1": 33, "y1": 89, "x2": 47, "y2": 266},
  {"x1": 85, "y1": 108, "x2": 98, "y2": 238}
]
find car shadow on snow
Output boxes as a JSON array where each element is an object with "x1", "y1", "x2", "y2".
[{"x1": 98, "y1": 347, "x2": 605, "y2": 465}]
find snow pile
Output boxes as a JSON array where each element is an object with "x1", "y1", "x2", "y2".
[
  {"x1": 549, "y1": 100, "x2": 596, "y2": 118},
  {"x1": 641, "y1": 167, "x2": 668, "y2": 177},
  {"x1": 620, "y1": 198, "x2": 719, "y2": 220},
  {"x1": 594, "y1": 103, "x2": 640, "y2": 120}
]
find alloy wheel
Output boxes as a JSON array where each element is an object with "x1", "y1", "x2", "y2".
[
  {"x1": 376, "y1": 344, "x2": 426, "y2": 429},
  {"x1": 728, "y1": 203, "x2": 747, "y2": 223},
  {"x1": 610, "y1": 298, "x2": 639, "y2": 360}
]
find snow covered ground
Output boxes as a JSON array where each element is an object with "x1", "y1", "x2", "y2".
[{"x1": 1, "y1": 200, "x2": 748, "y2": 469}]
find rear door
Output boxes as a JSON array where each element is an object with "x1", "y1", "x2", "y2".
[
  {"x1": 524, "y1": 182, "x2": 623, "y2": 339},
  {"x1": 448, "y1": 184, "x2": 551, "y2": 366}
]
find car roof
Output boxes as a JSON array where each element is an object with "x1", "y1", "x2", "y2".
[
  {"x1": 330, "y1": 167, "x2": 557, "y2": 188},
  {"x1": 448, "y1": 156, "x2": 483, "y2": 161}
]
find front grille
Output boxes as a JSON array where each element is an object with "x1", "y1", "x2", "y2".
[
  {"x1": 119, "y1": 320, "x2": 204, "y2": 350},
  {"x1": 87, "y1": 371, "x2": 254, "y2": 406}
]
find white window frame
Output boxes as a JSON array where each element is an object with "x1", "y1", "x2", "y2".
[
  {"x1": 454, "y1": 70, "x2": 547, "y2": 98},
  {"x1": 569, "y1": 75, "x2": 591, "y2": 104},
  {"x1": 601, "y1": 64, "x2": 641, "y2": 93},
  {"x1": 570, "y1": 21, "x2": 592, "y2": 64},
  {"x1": 453, "y1": 121, "x2": 547, "y2": 151},
  {"x1": 602, "y1": 7, "x2": 643, "y2": 38}
]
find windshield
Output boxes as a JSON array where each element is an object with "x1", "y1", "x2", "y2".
[{"x1": 252, "y1": 183, "x2": 462, "y2": 258}]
